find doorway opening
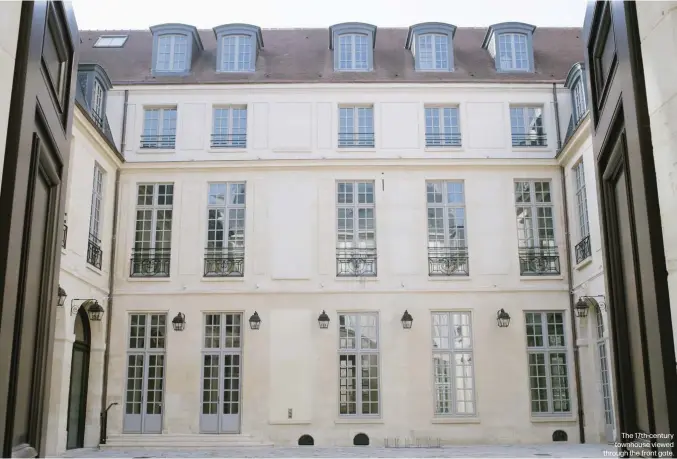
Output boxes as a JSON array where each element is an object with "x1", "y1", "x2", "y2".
[{"x1": 66, "y1": 307, "x2": 91, "y2": 449}]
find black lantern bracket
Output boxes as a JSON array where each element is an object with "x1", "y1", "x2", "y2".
[
  {"x1": 496, "y1": 308, "x2": 511, "y2": 328},
  {"x1": 172, "y1": 312, "x2": 186, "y2": 331},
  {"x1": 578, "y1": 295, "x2": 607, "y2": 311},
  {"x1": 318, "y1": 310, "x2": 330, "y2": 329},
  {"x1": 70, "y1": 298, "x2": 105, "y2": 321}
]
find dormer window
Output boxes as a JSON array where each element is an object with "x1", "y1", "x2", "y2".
[
  {"x1": 157, "y1": 34, "x2": 188, "y2": 72},
  {"x1": 150, "y1": 24, "x2": 203, "y2": 76},
  {"x1": 482, "y1": 22, "x2": 536, "y2": 73},
  {"x1": 76, "y1": 63, "x2": 113, "y2": 129},
  {"x1": 213, "y1": 24, "x2": 263, "y2": 73},
  {"x1": 330, "y1": 23, "x2": 377, "y2": 72},
  {"x1": 565, "y1": 62, "x2": 589, "y2": 125},
  {"x1": 405, "y1": 23, "x2": 456, "y2": 72}
]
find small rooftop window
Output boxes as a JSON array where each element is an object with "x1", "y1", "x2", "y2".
[{"x1": 93, "y1": 35, "x2": 128, "y2": 48}]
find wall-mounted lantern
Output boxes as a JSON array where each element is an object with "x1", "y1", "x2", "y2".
[
  {"x1": 318, "y1": 310, "x2": 330, "y2": 329},
  {"x1": 496, "y1": 308, "x2": 511, "y2": 328},
  {"x1": 57, "y1": 285, "x2": 67, "y2": 308},
  {"x1": 575, "y1": 295, "x2": 606, "y2": 319},
  {"x1": 575, "y1": 298, "x2": 589, "y2": 318},
  {"x1": 401, "y1": 310, "x2": 413, "y2": 329},
  {"x1": 249, "y1": 311, "x2": 261, "y2": 330},
  {"x1": 71, "y1": 299, "x2": 105, "y2": 321},
  {"x1": 172, "y1": 312, "x2": 186, "y2": 331}
]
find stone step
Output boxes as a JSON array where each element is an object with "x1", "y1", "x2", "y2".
[{"x1": 103, "y1": 434, "x2": 273, "y2": 448}]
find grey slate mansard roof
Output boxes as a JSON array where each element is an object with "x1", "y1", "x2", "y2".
[{"x1": 79, "y1": 27, "x2": 584, "y2": 85}]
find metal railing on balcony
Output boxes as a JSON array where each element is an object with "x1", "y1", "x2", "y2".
[
  {"x1": 336, "y1": 246, "x2": 377, "y2": 277},
  {"x1": 428, "y1": 246, "x2": 469, "y2": 276},
  {"x1": 130, "y1": 248, "x2": 171, "y2": 277},
  {"x1": 140, "y1": 134, "x2": 176, "y2": 149},
  {"x1": 91, "y1": 110, "x2": 105, "y2": 129},
  {"x1": 518, "y1": 247, "x2": 560, "y2": 275},
  {"x1": 211, "y1": 133, "x2": 247, "y2": 149},
  {"x1": 338, "y1": 132, "x2": 375, "y2": 148},
  {"x1": 62, "y1": 223, "x2": 68, "y2": 249},
  {"x1": 204, "y1": 247, "x2": 245, "y2": 277},
  {"x1": 87, "y1": 234, "x2": 103, "y2": 269},
  {"x1": 425, "y1": 133, "x2": 462, "y2": 147},
  {"x1": 511, "y1": 133, "x2": 547, "y2": 147},
  {"x1": 575, "y1": 235, "x2": 591, "y2": 264}
]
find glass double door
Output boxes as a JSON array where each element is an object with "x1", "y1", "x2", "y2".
[{"x1": 123, "y1": 352, "x2": 165, "y2": 433}]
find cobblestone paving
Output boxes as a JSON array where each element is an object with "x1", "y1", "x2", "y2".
[{"x1": 60, "y1": 444, "x2": 612, "y2": 458}]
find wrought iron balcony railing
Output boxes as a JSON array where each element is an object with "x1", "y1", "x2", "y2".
[
  {"x1": 338, "y1": 132, "x2": 375, "y2": 148},
  {"x1": 211, "y1": 133, "x2": 246, "y2": 148},
  {"x1": 519, "y1": 247, "x2": 561, "y2": 275},
  {"x1": 575, "y1": 235, "x2": 591, "y2": 264},
  {"x1": 62, "y1": 223, "x2": 68, "y2": 249},
  {"x1": 130, "y1": 248, "x2": 171, "y2": 277},
  {"x1": 428, "y1": 246, "x2": 469, "y2": 276},
  {"x1": 336, "y1": 247, "x2": 377, "y2": 277},
  {"x1": 140, "y1": 134, "x2": 176, "y2": 149},
  {"x1": 87, "y1": 234, "x2": 103, "y2": 270},
  {"x1": 91, "y1": 110, "x2": 105, "y2": 129},
  {"x1": 511, "y1": 133, "x2": 547, "y2": 147},
  {"x1": 204, "y1": 248, "x2": 245, "y2": 277},
  {"x1": 425, "y1": 133, "x2": 462, "y2": 147}
]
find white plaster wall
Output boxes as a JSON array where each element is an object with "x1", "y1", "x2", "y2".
[
  {"x1": 111, "y1": 84, "x2": 565, "y2": 163},
  {"x1": 45, "y1": 109, "x2": 121, "y2": 456},
  {"x1": 0, "y1": 1, "x2": 22, "y2": 191},
  {"x1": 636, "y1": 1, "x2": 677, "y2": 359},
  {"x1": 103, "y1": 161, "x2": 582, "y2": 444}
]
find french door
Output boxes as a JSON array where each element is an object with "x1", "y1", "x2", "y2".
[
  {"x1": 123, "y1": 314, "x2": 166, "y2": 433},
  {"x1": 595, "y1": 307, "x2": 614, "y2": 443},
  {"x1": 200, "y1": 313, "x2": 242, "y2": 434}
]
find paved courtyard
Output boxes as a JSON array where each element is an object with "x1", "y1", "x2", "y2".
[{"x1": 60, "y1": 444, "x2": 613, "y2": 458}]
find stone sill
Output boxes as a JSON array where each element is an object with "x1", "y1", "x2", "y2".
[
  {"x1": 530, "y1": 416, "x2": 577, "y2": 423},
  {"x1": 86, "y1": 264, "x2": 104, "y2": 276},
  {"x1": 126, "y1": 277, "x2": 172, "y2": 282},
  {"x1": 520, "y1": 275, "x2": 565, "y2": 281},
  {"x1": 208, "y1": 148, "x2": 248, "y2": 154},
  {"x1": 268, "y1": 420, "x2": 311, "y2": 425},
  {"x1": 431, "y1": 417, "x2": 481, "y2": 424},
  {"x1": 200, "y1": 276, "x2": 246, "y2": 283},
  {"x1": 136, "y1": 149, "x2": 175, "y2": 154},
  {"x1": 428, "y1": 276, "x2": 472, "y2": 282},
  {"x1": 575, "y1": 257, "x2": 593, "y2": 271},
  {"x1": 334, "y1": 277, "x2": 379, "y2": 282},
  {"x1": 424, "y1": 147, "x2": 465, "y2": 153},
  {"x1": 334, "y1": 418, "x2": 383, "y2": 424}
]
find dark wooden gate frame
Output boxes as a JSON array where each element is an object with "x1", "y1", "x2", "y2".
[{"x1": 584, "y1": 1, "x2": 677, "y2": 454}]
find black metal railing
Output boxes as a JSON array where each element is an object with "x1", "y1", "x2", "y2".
[
  {"x1": 511, "y1": 133, "x2": 547, "y2": 147},
  {"x1": 336, "y1": 247, "x2": 377, "y2": 277},
  {"x1": 211, "y1": 133, "x2": 247, "y2": 148},
  {"x1": 87, "y1": 234, "x2": 103, "y2": 269},
  {"x1": 338, "y1": 132, "x2": 375, "y2": 148},
  {"x1": 140, "y1": 134, "x2": 176, "y2": 149},
  {"x1": 425, "y1": 133, "x2": 462, "y2": 147},
  {"x1": 91, "y1": 110, "x2": 105, "y2": 129},
  {"x1": 130, "y1": 248, "x2": 171, "y2": 277},
  {"x1": 62, "y1": 223, "x2": 68, "y2": 249},
  {"x1": 204, "y1": 248, "x2": 245, "y2": 277},
  {"x1": 428, "y1": 247, "x2": 469, "y2": 276},
  {"x1": 575, "y1": 235, "x2": 591, "y2": 264},
  {"x1": 519, "y1": 247, "x2": 560, "y2": 275}
]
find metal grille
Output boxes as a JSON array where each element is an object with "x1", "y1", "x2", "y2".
[{"x1": 525, "y1": 312, "x2": 570, "y2": 415}]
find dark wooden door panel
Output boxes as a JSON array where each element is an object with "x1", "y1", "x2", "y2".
[
  {"x1": 585, "y1": 1, "x2": 677, "y2": 455},
  {"x1": 0, "y1": 1, "x2": 78, "y2": 457}
]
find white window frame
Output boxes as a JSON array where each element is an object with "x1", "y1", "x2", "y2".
[
  {"x1": 573, "y1": 161, "x2": 590, "y2": 241},
  {"x1": 510, "y1": 106, "x2": 546, "y2": 147},
  {"x1": 418, "y1": 34, "x2": 449, "y2": 70},
  {"x1": 141, "y1": 107, "x2": 177, "y2": 149},
  {"x1": 424, "y1": 106, "x2": 461, "y2": 147},
  {"x1": 514, "y1": 180, "x2": 556, "y2": 250},
  {"x1": 92, "y1": 79, "x2": 105, "y2": 121},
  {"x1": 336, "y1": 180, "x2": 377, "y2": 276},
  {"x1": 219, "y1": 35, "x2": 253, "y2": 72},
  {"x1": 132, "y1": 183, "x2": 174, "y2": 276},
  {"x1": 89, "y1": 163, "x2": 105, "y2": 242},
  {"x1": 156, "y1": 34, "x2": 188, "y2": 72},
  {"x1": 426, "y1": 181, "x2": 468, "y2": 276},
  {"x1": 525, "y1": 311, "x2": 571, "y2": 415},
  {"x1": 431, "y1": 311, "x2": 476, "y2": 416},
  {"x1": 338, "y1": 106, "x2": 374, "y2": 148},
  {"x1": 94, "y1": 35, "x2": 128, "y2": 47},
  {"x1": 573, "y1": 81, "x2": 587, "y2": 122},
  {"x1": 205, "y1": 182, "x2": 246, "y2": 277},
  {"x1": 338, "y1": 312, "x2": 380, "y2": 417},
  {"x1": 337, "y1": 33, "x2": 369, "y2": 70},
  {"x1": 211, "y1": 106, "x2": 247, "y2": 148},
  {"x1": 498, "y1": 33, "x2": 529, "y2": 71}
]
